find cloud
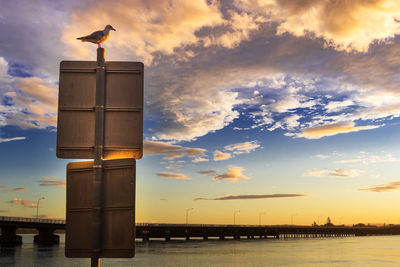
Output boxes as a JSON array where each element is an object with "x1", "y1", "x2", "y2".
[
  {"x1": 160, "y1": 198, "x2": 170, "y2": 201},
  {"x1": 143, "y1": 141, "x2": 206, "y2": 160},
  {"x1": 1, "y1": 75, "x2": 58, "y2": 129},
  {"x1": 166, "y1": 164, "x2": 183, "y2": 169},
  {"x1": 224, "y1": 141, "x2": 260, "y2": 154},
  {"x1": 192, "y1": 157, "x2": 209, "y2": 163},
  {"x1": 213, "y1": 150, "x2": 231, "y2": 161},
  {"x1": 194, "y1": 193, "x2": 307, "y2": 201},
  {"x1": 185, "y1": 148, "x2": 207, "y2": 157},
  {"x1": 297, "y1": 122, "x2": 380, "y2": 139},
  {"x1": 197, "y1": 170, "x2": 217, "y2": 176},
  {"x1": 0, "y1": 1, "x2": 70, "y2": 78},
  {"x1": 0, "y1": 184, "x2": 6, "y2": 188},
  {"x1": 0, "y1": 136, "x2": 26, "y2": 143},
  {"x1": 236, "y1": 0, "x2": 400, "y2": 53},
  {"x1": 337, "y1": 153, "x2": 400, "y2": 165},
  {"x1": 214, "y1": 166, "x2": 249, "y2": 181},
  {"x1": 62, "y1": 0, "x2": 224, "y2": 64},
  {"x1": 1, "y1": 187, "x2": 28, "y2": 193},
  {"x1": 302, "y1": 168, "x2": 360, "y2": 178},
  {"x1": 156, "y1": 172, "x2": 191, "y2": 180},
  {"x1": 38, "y1": 177, "x2": 66, "y2": 188},
  {"x1": 8, "y1": 198, "x2": 37, "y2": 208},
  {"x1": 360, "y1": 181, "x2": 400, "y2": 192},
  {"x1": 3, "y1": 1, "x2": 400, "y2": 143}
]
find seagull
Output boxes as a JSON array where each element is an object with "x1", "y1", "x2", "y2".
[{"x1": 77, "y1": 25, "x2": 116, "y2": 48}]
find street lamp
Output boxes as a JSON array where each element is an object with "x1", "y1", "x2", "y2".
[
  {"x1": 36, "y1": 197, "x2": 45, "y2": 219},
  {"x1": 234, "y1": 210, "x2": 240, "y2": 225},
  {"x1": 291, "y1": 213, "x2": 297, "y2": 225},
  {"x1": 259, "y1": 212, "x2": 266, "y2": 225},
  {"x1": 186, "y1": 208, "x2": 193, "y2": 224}
]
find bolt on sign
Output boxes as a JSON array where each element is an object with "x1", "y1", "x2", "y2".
[
  {"x1": 65, "y1": 158, "x2": 135, "y2": 258},
  {"x1": 57, "y1": 61, "x2": 144, "y2": 160}
]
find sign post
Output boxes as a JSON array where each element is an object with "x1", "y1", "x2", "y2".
[{"x1": 57, "y1": 48, "x2": 143, "y2": 267}]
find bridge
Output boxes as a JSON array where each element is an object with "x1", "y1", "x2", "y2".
[
  {"x1": 2, "y1": 216, "x2": 400, "y2": 245},
  {"x1": 0, "y1": 216, "x2": 65, "y2": 245}
]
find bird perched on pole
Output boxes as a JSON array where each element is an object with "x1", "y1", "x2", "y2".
[{"x1": 77, "y1": 25, "x2": 116, "y2": 48}]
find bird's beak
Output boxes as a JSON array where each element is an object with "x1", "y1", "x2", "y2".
[{"x1": 112, "y1": 26, "x2": 116, "y2": 31}]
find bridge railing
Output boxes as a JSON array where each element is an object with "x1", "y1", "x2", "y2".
[{"x1": 0, "y1": 216, "x2": 65, "y2": 224}]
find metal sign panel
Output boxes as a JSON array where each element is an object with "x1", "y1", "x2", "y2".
[
  {"x1": 65, "y1": 158, "x2": 136, "y2": 258},
  {"x1": 57, "y1": 61, "x2": 143, "y2": 160}
]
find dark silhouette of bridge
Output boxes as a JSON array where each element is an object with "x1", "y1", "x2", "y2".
[
  {"x1": 0, "y1": 216, "x2": 65, "y2": 245},
  {"x1": 2, "y1": 216, "x2": 400, "y2": 245}
]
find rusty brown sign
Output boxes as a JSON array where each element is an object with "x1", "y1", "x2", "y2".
[
  {"x1": 65, "y1": 158, "x2": 136, "y2": 258},
  {"x1": 57, "y1": 61, "x2": 143, "y2": 160}
]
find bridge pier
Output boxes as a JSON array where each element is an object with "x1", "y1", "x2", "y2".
[
  {"x1": 0, "y1": 226, "x2": 22, "y2": 245},
  {"x1": 34, "y1": 228, "x2": 59, "y2": 244}
]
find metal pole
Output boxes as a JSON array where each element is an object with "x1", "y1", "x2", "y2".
[
  {"x1": 36, "y1": 197, "x2": 45, "y2": 219},
  {"x1": 91, "y1": 47, "x2": 106, "y2": 267},
  {"x1": 234, "y1": 210, "x2": 240, "y2": 225},
  {"x1": 186, "y1": 208, "x2": 193, "y2": 224},
  {"x1": 259, "y1": 212, "x2": 266, "y2": 226},
  {"x1": 291, "y1": 214, "x2": 297, "y2": 225}
]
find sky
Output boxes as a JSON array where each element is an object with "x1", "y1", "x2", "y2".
[{"x1": 2, "y1": 0, "x2": 400, "y2": 226}]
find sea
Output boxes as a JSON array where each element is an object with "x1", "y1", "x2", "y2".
[{"x1": 1, "y1": 234, "x2": 400, "y2": 266}]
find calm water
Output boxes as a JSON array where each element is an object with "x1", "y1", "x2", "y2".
[{"x1": 1, "y1": 234, "x2": 400, "y2": 266}]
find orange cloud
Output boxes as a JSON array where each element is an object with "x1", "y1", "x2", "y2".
[
  {"x1": 144, "y1": 141, "x2": 206, "y2": 160},
  {"x1": 156, "y1": 172, "x2": 191, "y2": 180},
  {"x1": 360, "y1": 181, "x2": 400, "y2": 192},
  {"x1": 1, "y1": 187, "x2": 28, "y2": 193},
  {"x1": 297, "y1": 121, "x2": 379, "y2": 139},
  {"x1": 214, "y1": 166, "x2": 249, "y2": 181},
  {"x1": 38, "y1": 178, "x2": 66, "y2": 188},
  {"x1": 62, "y1": 0, "x2": 224, "y2": 63},
  {"x1": 8, "y1": 198, "x2": 37, "y2": 208},
  {"x1": 236, "y1": 0, "x2": 400, "y2": 52},
  {"x1": 194, "y1": 193, "x2": 307, "y2": 201},
  {"x1": 166, "y1": 164, "x2": 183, "y2": 169},
  {"x1": 213, "y1": 150, "x2": 231, "y2": 161}
]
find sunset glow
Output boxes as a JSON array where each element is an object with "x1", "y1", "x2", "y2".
[{"x1": 2, "y1": 0, "x2": 400, "y2": 226}]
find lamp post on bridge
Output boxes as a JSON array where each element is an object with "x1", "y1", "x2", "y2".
[
  {"x1": 234, "y1": 210, "x2": 240, "y2": 225},
  {"x1": 291, "y1": 213, "x2": 297, "y2": 225},
  {"x1": 186, "y1": 208, "x2": 193, "y2": 224},
  {"x1": 36, "y1": 197, "x2": 45, "y2": 219},
  {"x1": 259, "y1": 212, "x2": 266, "y2": 226}
]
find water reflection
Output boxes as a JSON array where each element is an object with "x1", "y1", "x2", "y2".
[{"x1": 2, "y1": 234, "x2": 400, "y2": 266}]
